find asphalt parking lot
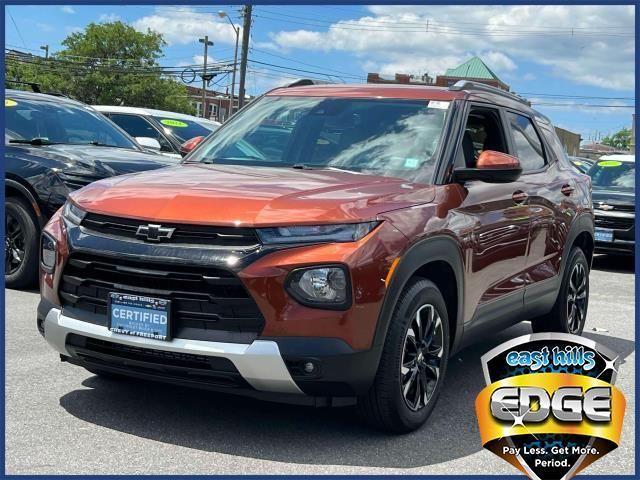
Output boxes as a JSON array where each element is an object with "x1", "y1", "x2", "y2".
[{"x1": 4, "y1": 254, "x2": 635, "y2": 475}]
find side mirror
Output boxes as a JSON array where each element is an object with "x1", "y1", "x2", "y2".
[
  {"x1": 135, "y1": 136, "x2": 162, "y2": 151},
  {"x1": 453, "y1": 150, "x2": 522, "y2": 183},
  {"x1": 179, "y1": 135, "x2": 205, "y2": 156}
]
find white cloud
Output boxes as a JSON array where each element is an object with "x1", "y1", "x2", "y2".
[
  {"x1": 36, "y1": 23, "x2": 54, "y2": 33},
  {"x1": 98, "y1": 13, "x2": 120, "y2": 23},
  {"x1": 268, "y1": 5, "x2": 634, "y2": 91},
  {"x1": 61, "y1": 6, "x2": 75, "y2": 14},
  {"x1": 193, "y1": 55, "x2": 215, "y2": 65},
  {"x1": 132, "y1": 7, "x2": 238, "y2": 46}
]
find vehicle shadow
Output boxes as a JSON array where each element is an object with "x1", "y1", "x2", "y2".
[
  {"x1": 58, "y1": 324, "x2": 634, "y2": 469},
  {"x1": 57, "y1": 323, "x2": 526, "y2": 468},
  {"x1": 592, "y1": 253, "x2": 635, "y2": 274}
]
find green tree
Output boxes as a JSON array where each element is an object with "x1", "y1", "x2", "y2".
[
  {"x1": 6, "y1": 22, "x2": 194, "y2": 115},
  {"x1": 601, "y1": 128, "x2": 632, "y2": 150}
]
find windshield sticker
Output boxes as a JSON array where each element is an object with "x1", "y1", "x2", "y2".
[
  {"x1": 160, "y1": 119, "x2": 188, "y2": 128},
  {"x1": 428, "y1": 101, "x2": 450, "y2": 110},
  {"x1": 598, "y1": 160, "x2": 622, "y2": 167},
  {"x1": 5, "y1": 99, "x2": 17, "y2": 107},
  {"x1": 404, "y1": 158, "x2": 420, "y2": 168}
]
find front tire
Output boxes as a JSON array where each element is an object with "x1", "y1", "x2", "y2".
[
  {"x1": 5, "y1": 196, "x2": 40, "y2": 289},
  {"x1": 531, "y1": 247, "x2": 589, "y2": 334},
  {"x1": 358, "y1": 278, "x2": 450, "y2": 433}
]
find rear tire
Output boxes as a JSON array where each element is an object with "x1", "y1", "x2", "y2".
[
  {"x1": 5, "y1": 196, "x2": 40, "y2": 289},
  {"x1": 531, "y1": 247, "x2": 589, "y2": 334},
  {"x1": 358, "y1": 278, "x2": 450, "y2": 433}
]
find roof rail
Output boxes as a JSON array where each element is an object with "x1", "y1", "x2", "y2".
[
  {"x1": 285, "y1": 78, "x2": 334, "y2": 88},
  {"x1": 449, "y1": 80, "x2": 529, "y2": 105}
]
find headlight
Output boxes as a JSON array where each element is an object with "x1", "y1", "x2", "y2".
[
  {"x1": 62, "y1": 201, "x2": 86, "y2": 225},
  {"x1": 257, "y1": 221, "x2": 379, "y2": 244},
  {"x1": 286, "y1": 266, "x2": 351, "y2": 310},
  {"x1": 40, "y1": 232, "x2": 57, "y2": 273}
]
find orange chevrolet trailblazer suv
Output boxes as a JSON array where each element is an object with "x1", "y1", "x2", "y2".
[{"x1": 39, "y1": 81, "x2": 594, "y2": 432}]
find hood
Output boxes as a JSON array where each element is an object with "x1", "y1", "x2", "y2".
[
  {"x1": 71, "y1": 164, "x2": 436, "y2": 226},
  {"x1": 13, "y1": 144, "x2": 177, "y2": 177},
  {"x1": 592, "y1": 188, "x2": 635, "y2": 208}
]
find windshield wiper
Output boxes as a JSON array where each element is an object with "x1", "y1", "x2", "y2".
[
  {"x1": 291, "y1": 163, "x2": 315, "y2": 170},
  {"x1": 9, "y1": 138, "x2": 60, "y2": 146}
]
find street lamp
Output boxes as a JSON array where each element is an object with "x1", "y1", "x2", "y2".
[
  {"x1": 198, "y1": 36, "x2": 214, "y2": 118},
  {"x1": 218, "y1": 10, "x2": 239, "y2": 118}
]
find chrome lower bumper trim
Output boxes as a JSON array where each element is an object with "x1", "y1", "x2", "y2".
[{"x1": 44, "y1": 308, "x2": 303, "y2": 395}]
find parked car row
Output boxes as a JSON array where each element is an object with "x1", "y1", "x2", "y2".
[{"x1": 5, "y1": 89, "x2": 217, "y2": 288}]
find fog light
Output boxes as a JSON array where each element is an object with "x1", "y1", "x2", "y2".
[
  {"x1": 286, "y1": 266, "x2": 351, "y2": 309},
  {"x1": 40, "y1": 232, "x2": 57, "y2": 273},
  {"x1": 304, "y1": 361, "x2": 316, "y2": 374}
]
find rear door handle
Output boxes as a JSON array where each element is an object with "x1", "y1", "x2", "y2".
[
  {"x1": 512, "y1": 190, "x2": 528, "y2": 204},
  {"x1": 561, "y1": 184, "x2": 575, "y2": 196}
]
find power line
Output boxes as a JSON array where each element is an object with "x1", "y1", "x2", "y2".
[
  {"x1": 253, "y1": 12, "x2": 634, "y2": 37},
  {"x1": 7, "y1": 10, "x2": 27, "y2": 49}
]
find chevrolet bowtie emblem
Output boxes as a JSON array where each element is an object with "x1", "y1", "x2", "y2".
[
  {"x1": 598, "y1": 204, "x2": 614, "y2": 211},
  {"x1": 135, "y1": 224, "x2": 176, "y2": 242}
]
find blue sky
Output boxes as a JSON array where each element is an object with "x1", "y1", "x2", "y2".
[{"x1": 5, "y1": 4, "x2": 635, "y2": 143}]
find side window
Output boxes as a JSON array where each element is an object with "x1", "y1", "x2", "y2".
[
  {"x1": 109, "y1": 114, "x2": 173, "y2": 152},
  {"x1": 507, "y1": 112, "x2": 546, "y2": 171},
  {"x1": 455, "y1": 107, "x2": 507, "y2": 169},
  {"x1": 537, "y1": 122, "x2": 565, "y2": 164}
]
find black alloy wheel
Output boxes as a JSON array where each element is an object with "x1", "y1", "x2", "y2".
[{"x1": 401, "y1": 303, "x2": 444, "y2": 411}]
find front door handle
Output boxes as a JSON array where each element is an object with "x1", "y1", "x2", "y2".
[
  {"x1": 512, "y1": 190, "x2": 528, "y2": 204},
  {"x1": 561, "y1": 184, "x2": 575, "y2": 196}
]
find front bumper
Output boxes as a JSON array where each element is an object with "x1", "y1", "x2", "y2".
[
  {"x1": 43, "y1": 306, "x2": 302, "y2": 394},
  {"x1": 39, "y1": 303, "x2": 378, "y2": 404}
]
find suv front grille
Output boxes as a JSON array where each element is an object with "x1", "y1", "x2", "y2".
[
  {"x1": 594, "y1": 215, "x2": 634, "y2": 231},
  {"x1": 81, "y1": 212, "x2": 260, "y2": 248},
  {"x1": 59, "y1": 253, "x2": 264, "y2": 342}
]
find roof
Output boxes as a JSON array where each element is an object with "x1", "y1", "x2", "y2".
[
  {"x1": 598, "y1": 154, "x2": 635, "y2": 162},
  {"x1": 93, "y1": 105, "x2": 221, "y2": 127},
  {"x1": 5, "y1": 88, "x2": 82, "y2": 106},
  {"x1": 444, "y1": 56, "x2": 502, "y2": 81},
  {"x1": 267, "y1": 83, "x2": 465, "y2": 101}
]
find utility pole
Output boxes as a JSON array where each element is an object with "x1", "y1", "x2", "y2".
[
  {"x1": 40, "y1": 45, "x2": 49, "y2": 59},
  {"x1": 198, "y1": 36, "x2": 214, "y2": 118},
  {"x1": 218, "y1": 10, "x2": 239, "y2": 117},
  {"x1": 238, "y1": 4, "x2": 252, "y2": 110}
]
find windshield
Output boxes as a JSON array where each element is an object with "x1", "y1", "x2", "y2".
[
  {"x1": 589, "y1": 159, "x2": 635, "y2": 192},
  {"x1": 188, "y1": 96, "x2": 450, "y2": 182},
  {"x1": 5, "y1": 96, "x2": 138, "y2": 149},
  {"x1": 152, "y1": 116, "x2": 214, "y2": 143}
]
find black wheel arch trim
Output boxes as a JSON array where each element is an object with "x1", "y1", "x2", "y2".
[
  {"x1": 561, "y1": 212, "x2": 595, "y2": 277},
  {"x1": 372, "y1": 234, "x2": 465, "y2": 356},
  {"x1": 5, "y1": 177, "x2": 46, "y2": 227}
]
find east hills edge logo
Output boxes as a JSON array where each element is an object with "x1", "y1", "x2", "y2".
[{"x1": 476, "y1": 333, "x2": 626, "y2": 480}]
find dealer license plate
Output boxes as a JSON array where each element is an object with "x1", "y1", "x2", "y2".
[
  {"x1": 594, "y1": 228, "x2": 614, "y2": 243},
  {"x1": 108, "y1": 293, "x2": 171, "y2": 341}
]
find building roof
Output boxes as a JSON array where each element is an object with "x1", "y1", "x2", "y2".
[{"x1": 444, "y1": 56, "x2": 502, "y2": 81}]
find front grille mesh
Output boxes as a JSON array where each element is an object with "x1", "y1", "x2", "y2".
[
  {"x1": 59, "y1": 253, "x2": 264, "y2": 341},
  {"x1": 594, "y1": 215, "x2": 634, "y2": 231}
]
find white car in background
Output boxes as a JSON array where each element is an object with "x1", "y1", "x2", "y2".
[{"x1": 93, "y1": 105, "x2": 221, "y2": 158}]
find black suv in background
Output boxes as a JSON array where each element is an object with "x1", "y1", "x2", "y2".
[
  {"x1": 589, "y1": 154, "x2": 635, "y2": 255},
  {"x1": 5, "y1": 89, "x2": 175, "y2": 288}
]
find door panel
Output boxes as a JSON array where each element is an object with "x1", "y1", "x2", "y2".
[{"x1": 456, "y1": 179, "x2": 530, "y2": 322}]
